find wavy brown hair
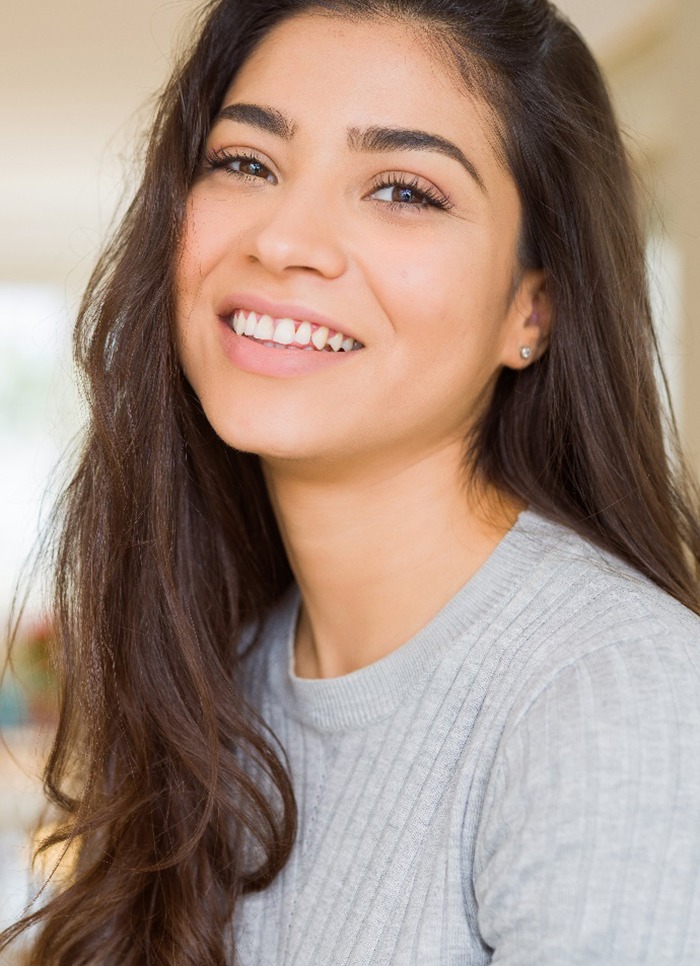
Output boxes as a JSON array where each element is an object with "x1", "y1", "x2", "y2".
[{"x1": 3, "y1": 0, "x2": 699, "y2": 962}]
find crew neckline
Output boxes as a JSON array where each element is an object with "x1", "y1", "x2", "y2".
[{"x1": 265, "y1": 508, "x2": 562, "y2": 732}]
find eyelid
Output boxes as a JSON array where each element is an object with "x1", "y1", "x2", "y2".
[
  {"x1": 368, "y1": 170, "x2": 453, "y2": 211},
  {"x1": 202, "y1": 145, "x2": 278, "y2": 180}
]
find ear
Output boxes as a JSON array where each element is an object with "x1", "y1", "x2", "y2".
[{"x1": 500, "y1": 269, "x2": 552, "y2": 370}]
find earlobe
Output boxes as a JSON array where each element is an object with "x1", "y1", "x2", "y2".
[{"x1": 505, "y1": 270, "x2": 552, "y2": 369}]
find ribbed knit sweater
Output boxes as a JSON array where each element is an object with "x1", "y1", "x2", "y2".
[{"x1": 234, "y1": 510, "x2": 700, "y2": 964}]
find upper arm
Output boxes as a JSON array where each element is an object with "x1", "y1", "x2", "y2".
[{"x1": 473, "y1": 636, "x2": 700, "y2": 965}]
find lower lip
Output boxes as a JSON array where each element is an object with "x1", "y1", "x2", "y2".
[{"x1": 219, "y1": 320, "x2": 361, "y2": 378}]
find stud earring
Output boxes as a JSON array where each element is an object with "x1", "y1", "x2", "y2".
[{"x1": 520, "y1": 346, "x2": 533, "y2": 361}]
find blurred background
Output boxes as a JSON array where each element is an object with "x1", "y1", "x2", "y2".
[{"x1": 1, "y1": 0, "x2": 699, "y2": 944}]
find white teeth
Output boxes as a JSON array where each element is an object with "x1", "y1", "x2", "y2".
[
  {"x1": 295, "y1": 321, "x2": 312, "y2": 346},
  {"x1": 327, "y1": 332, "x2": 344, "y2": 352},
  {"x1": 255, "y1": 314, "x2": 274, "y2": 340},
  {"x1": 273, "y1": 318, "x2": 295, "y2": 345},
  {"x1": 311, "y1": 326, "x2": 329, "y2": 350},
  {"x1": 231, "y1": 310, "x2": 362, "y2": 352}
]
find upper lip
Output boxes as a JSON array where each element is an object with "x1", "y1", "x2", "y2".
[{"x1": 216, "y1": 293, "x2": 363, "y2": 344}]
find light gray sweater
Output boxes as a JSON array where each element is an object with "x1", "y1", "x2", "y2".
[{"x1": 235, "y1": 510, "x2": 700, "y2": 964}]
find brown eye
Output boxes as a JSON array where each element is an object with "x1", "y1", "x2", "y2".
[
  {"x1": 374, "y1": 184, "x2": 429, "y2": 206},
  {"x1": 204, "y1": 149, "x2": 277, "y2": 183},
  {"x1": 396, "y1": 186, "x2": 424, "y2": 205},
  {"x1": 234, "y1": 158, "x2": 273, "y2": 180},
  {"x1": 370, "y1": 174, "x2": 452, "y2": 212}
]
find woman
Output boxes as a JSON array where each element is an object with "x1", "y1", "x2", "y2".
[{"x1": 3, "y1": 0, "x2": 700, "y2": 962}]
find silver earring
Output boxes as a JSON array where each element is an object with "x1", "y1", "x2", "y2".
[{"x1": 520, "y1": 346, "x2": 532, "y2": 361}]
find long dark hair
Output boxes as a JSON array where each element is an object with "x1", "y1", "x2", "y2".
[{"x1": 3, "y1": 0, "x2": 699, "y2": 961}]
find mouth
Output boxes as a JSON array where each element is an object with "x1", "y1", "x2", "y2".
[{"x1": 225, "y1": 309, "x2": 364, "y2": 353}]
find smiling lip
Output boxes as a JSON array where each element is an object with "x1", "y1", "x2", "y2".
[
  {"x1": 219, "y1": 322, "x2": 361, "y2": 378},
  {"x1": 216, "y1": 293, "x2": 362, "y2": 345}
]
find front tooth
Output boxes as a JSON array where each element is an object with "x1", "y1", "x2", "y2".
[
  {"x1": 233, "y1": 311, "x2": 246, "y2": 335},
  {"x1": 273, "y1": 318, "x2": 295, "y2": 345},
  {"x1": 328, "y1": 332, "x2": 344, "y2": 352},
  {"x1": 295, "y1": 321, "x2": 312, "y2": 346},
  {"x1": 341, "y1": 337, "x2": 354, "y2": 352},
  {"x1": 254, "y1": 314, "x2": 274, "y2": 340},
  {"x1": 244, "y1": 311, "x2": 258, "y2": 336},
  {"x1": 311, "y1": 325, "x2": 329, "y2": 350}
]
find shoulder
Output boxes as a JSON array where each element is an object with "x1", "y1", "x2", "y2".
[
  {"x1": 511, "y1": 508, "x2": 698, "y2": 629},
  {"x1": 472, "y1": 514, "x2": 700, "y2": 963},
  {"x1": 499, "y1": 510, "x2": 700, "y2": 726},
  {"x1": 475, "y1": 508, "x2": 700, "y2": 799}
]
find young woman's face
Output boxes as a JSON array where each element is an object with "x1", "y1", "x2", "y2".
[{"x1": 176, "y1": 12, "x2": 539, "y2": 474}]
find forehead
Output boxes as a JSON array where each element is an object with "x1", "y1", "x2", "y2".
[
  {"x1": 222, "y1": 11, "x2": 502, "y2": 163},
  {"x1": 234, "y1": 11, "x2": 456, "y2": 86}
]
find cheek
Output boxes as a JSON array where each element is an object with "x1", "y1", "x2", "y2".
[
  {"x1": 175, "y1": 205, "x2": 206, "y2": 319},
  {"x1": 361, "y1": 227, "x2": 498, "y2": 349},
  {"x1": 177, "y1": 191, "x2": 241, "y2": 298},
  {"x1": 174, "y1": 196, "x2": 240, "y2": 372},
  {"x1": 174, "y1": 203, "x2": 219, "y2": 385}
]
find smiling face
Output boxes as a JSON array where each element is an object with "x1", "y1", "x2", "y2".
[{"x1": 176, "y1": 11, "x2": 545, "y2": 477}]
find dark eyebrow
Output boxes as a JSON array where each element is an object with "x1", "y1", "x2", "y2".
[
  {"x1": 348, "y1": 125, "x2": 486, "y2": 193},
  {"x1": 213, "y1": 103, "x2": 296, "y2": 140}
]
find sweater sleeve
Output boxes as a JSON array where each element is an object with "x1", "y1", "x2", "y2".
[{"x1": 472, "y1": 634, "x2": 700, "y2": 965}]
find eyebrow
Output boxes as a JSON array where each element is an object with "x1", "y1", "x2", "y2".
[
  {"x1": 348, "y1": 125, "x2": 485, "y2": 193},
  {"x1": 212, "y1": 102, "x2": 486, "y2": 192},
  {"x1": 214, "y1": 103, "x2": 297, "y2": 140}
]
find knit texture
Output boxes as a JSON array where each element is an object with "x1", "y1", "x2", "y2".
[{"x1": 234, "y1": 510, "x2": 700, "y2": 964}]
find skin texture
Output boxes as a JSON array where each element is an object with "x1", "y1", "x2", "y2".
[{"x1": 176, "y1": 12, "x2": 550, "y2": 678}]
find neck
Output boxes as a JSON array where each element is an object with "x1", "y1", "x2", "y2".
[{"x1": 262, "y1": 444, "x2": 520, "y2": 679}]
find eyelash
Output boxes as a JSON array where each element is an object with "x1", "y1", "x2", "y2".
[
  {"x1": 369, "y1": 172, "x2": 453, "y2": 213},
  {"x1": 204, "y1": 147, "x2": 274, "y2": 181},
  {"x1": 203, "y1": 148, "x2": 453, "y2": 213}
]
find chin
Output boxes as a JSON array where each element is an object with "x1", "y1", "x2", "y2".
[{"x1": 203, "y1": 406, "x2": 327, "y2": 462}]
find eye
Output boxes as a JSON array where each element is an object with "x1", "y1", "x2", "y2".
[
  {"x1": 370, "y1": 174, "x2": 453, "y2": 212},
  {"x1": 203, "y1": 147, "x2": 277, "y2": 183}
]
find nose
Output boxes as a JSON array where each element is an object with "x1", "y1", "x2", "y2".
[{"x1": 242, "y1": 183, "x2": 348, "y2": 279}]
